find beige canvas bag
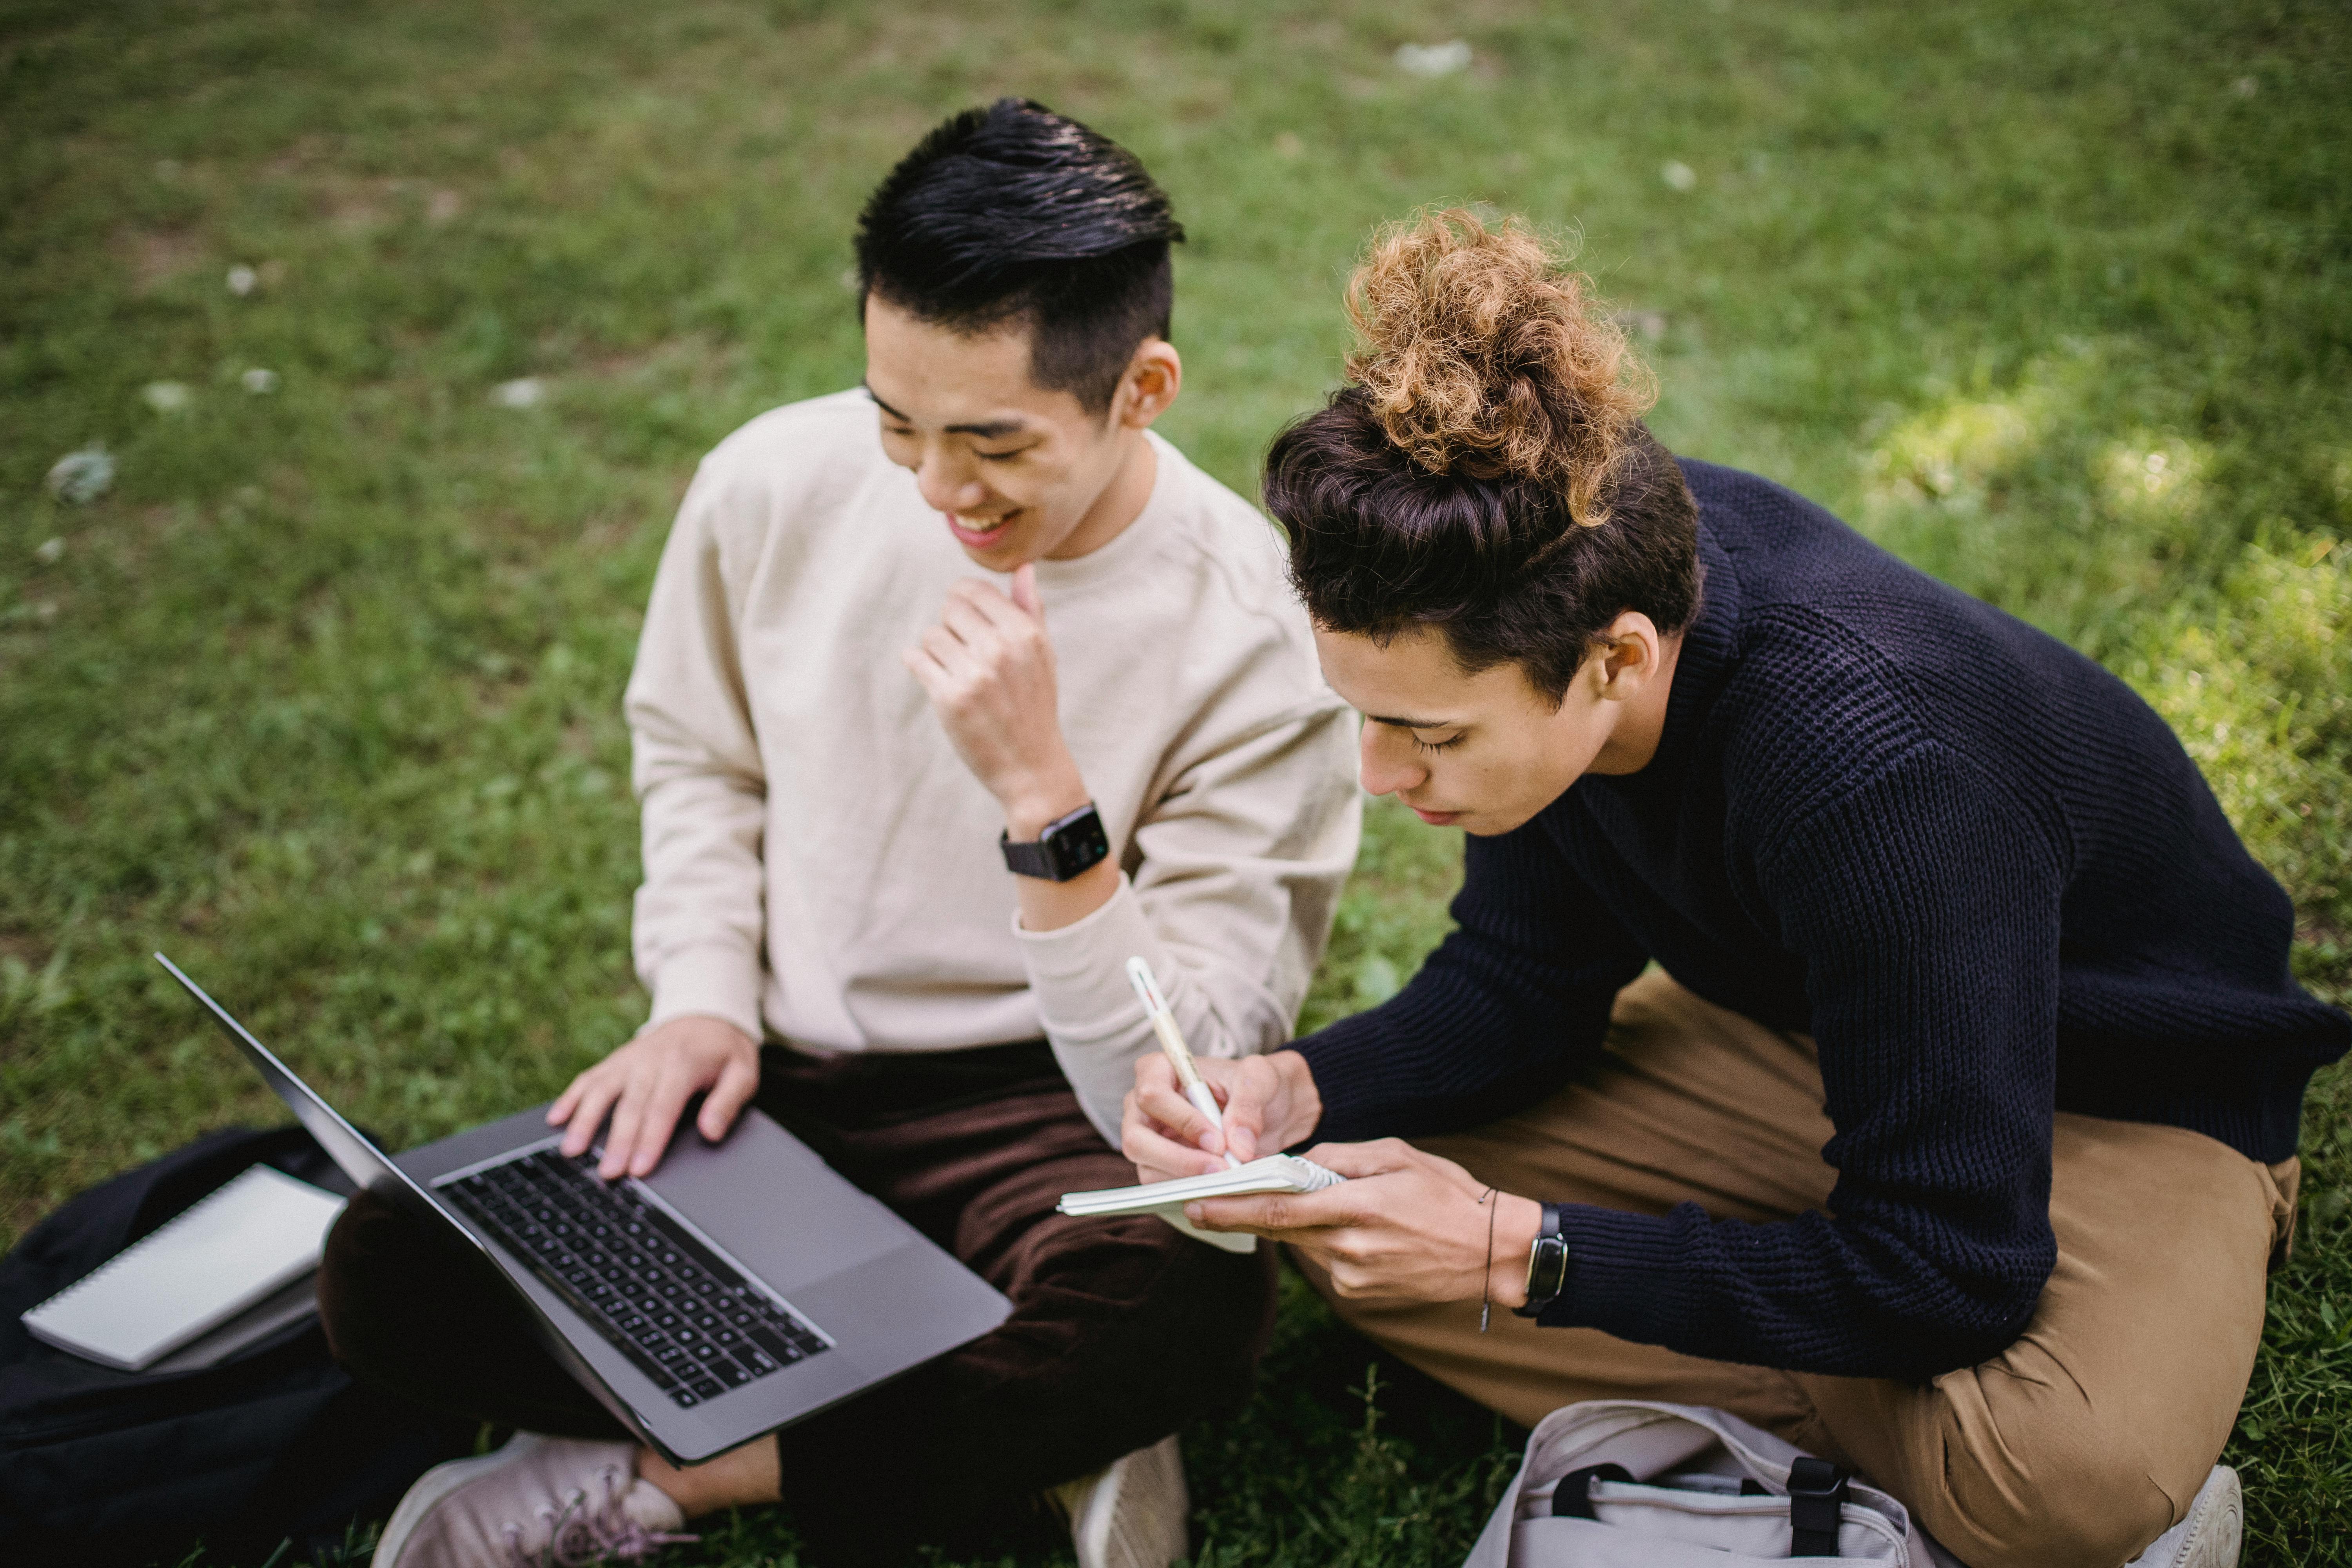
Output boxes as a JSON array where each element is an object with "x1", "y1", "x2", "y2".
[{"x1": 1465, "y1": 1400, "x2": 1951, "y2": 1567}]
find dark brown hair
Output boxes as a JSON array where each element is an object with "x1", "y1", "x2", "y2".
[{"x1": 1265, "y1": 209, "x2": 1700, "y2": 702}]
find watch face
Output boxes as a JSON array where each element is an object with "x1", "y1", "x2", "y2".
[
  {"x1": 1046, "y1": 808, "x2": 1110, "y2": 878},
  {"x1": 1529, "y1": 1235, "x2": 1569, "y2": 1304}
]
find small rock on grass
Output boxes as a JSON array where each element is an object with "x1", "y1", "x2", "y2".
[
  {"x1": 35, "y1": 536, "x2": 65, "y2": 563},
  {"x1": 491, "y1": 377, "x2": 545, "y2": 409},
  {"x1": 1661, "y1": 160, "x2": 1698, "y2": 192},
  {"x1": 227, "y1": 264, "x2": 258, "y2": 296},
  {"x1": 241, "y1": 367, "x2": 280, "y2": 394},
  {"x1": 1395, "y1": 40, "x2": 1471, "y2": 77},
  {"x1": 143, "y1": 381, "x2": 193, "y2": 413},
  {"x1": 45, "y1": 448, "x2": 115, "y2": 505}
]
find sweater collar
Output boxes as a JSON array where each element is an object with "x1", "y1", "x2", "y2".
[{"x1": 1623, "y1": 518, "x2": 1741, "y2": 785}]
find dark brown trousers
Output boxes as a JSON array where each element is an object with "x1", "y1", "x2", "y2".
[{"x1": 318, "y1": 1041, "x2": 1278, "y2": 1564}]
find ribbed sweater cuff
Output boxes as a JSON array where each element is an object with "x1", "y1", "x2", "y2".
[
  {"x1": 1013, "y1": 873, "x2": 1173, "y2": 1042},
  {"x1": 644, "y1": 944, "x2": 765, "y2": 1045},
  {"x1": 1290, "y1": 1014, "x2": 1397, "y2": 1143},
  {"x1": 1536, "y1": 1203, "x2": 1691, "y2": 1344}
]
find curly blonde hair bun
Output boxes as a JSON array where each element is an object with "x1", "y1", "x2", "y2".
[
  {"x1": 1265, "y1": 209, "x2": 1699, "y2": 701},
  {"x1": 1345, "y1": 208, "x2": 1654, "y2": 528}
]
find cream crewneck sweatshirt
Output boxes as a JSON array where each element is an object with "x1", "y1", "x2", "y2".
[{"x1": 623, "y1": 390, "x2": 1363, "y2": 1139}]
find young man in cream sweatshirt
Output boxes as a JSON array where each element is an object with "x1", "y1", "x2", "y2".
[{"x1": 327, "y1": 100, "x2": 1361, "y2": 1568}]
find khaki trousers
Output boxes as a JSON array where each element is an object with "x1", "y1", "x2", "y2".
[{"x1": 1296, "y1": 970, "x2": 2299, "y2": 1568}]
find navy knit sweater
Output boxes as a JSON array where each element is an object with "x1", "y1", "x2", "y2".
[{"x1": 1294, "y1": 460, "x2": 2348, "y2": 1382}]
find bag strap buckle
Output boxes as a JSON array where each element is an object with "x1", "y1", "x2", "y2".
[
  {"x1": 1786, "y1": 1455, "x2": 1850, "y2": 1557},
  {"x1": 1550, "y1": 1463, "x2": 1634, "y2": 1519}
]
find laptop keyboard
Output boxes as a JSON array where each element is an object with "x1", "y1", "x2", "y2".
[{"x1": 439, "y1": 1147, "x2": 831, "y2": 1408}]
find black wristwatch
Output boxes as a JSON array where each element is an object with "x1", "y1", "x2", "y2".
[
  {"x1": 1515, "y1": 1203, "x2": 1567, "y2": 1318},
  {"x1": 1000, "y1": 802, "x2": 1111, "y2": 882}
]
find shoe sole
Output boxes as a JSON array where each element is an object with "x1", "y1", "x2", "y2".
[
  {"x1": 373, "y1": 1432, "x2": 548, "y2": 1567},
  {"x1": 2169, "y1": 1466, "x2": 2242, "y2": 1568},
  {"x1": 1076, "y1": 1435, "x2": 1189, "y2": 1568}
]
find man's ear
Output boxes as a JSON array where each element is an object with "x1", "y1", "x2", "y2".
[
  {"x1": 1596, "y1": 611, "x2": 1665, "y2": 698},
  {"x1": 1116, "y1": 339, "x2": 1182, "y2": 430}
]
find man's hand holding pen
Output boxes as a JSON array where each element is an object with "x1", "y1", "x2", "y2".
[
  {"x1": 1121, "y1": 1049, "x2": 1320, "y2": 1181},
  {"x1": 1120, "y1": 1049, "x2": 1544, "y2": 1308}
]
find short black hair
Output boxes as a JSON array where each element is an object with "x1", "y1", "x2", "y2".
[{"x1": 854, "y1": 98, "x2": 1184, "y2": 413}]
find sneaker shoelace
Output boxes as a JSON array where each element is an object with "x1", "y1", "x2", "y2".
[{"x1": 500, "y1": 1463, "x2": 699, "y2": 1568}]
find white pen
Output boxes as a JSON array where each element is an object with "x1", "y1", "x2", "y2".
[{"x1": 1126, "y1": 956, "x2": 1241, "y2": 1170}]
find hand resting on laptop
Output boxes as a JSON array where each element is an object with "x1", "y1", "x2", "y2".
[{"x1": 548, "y1": 1013, "x2": 760, "y2": 1180}]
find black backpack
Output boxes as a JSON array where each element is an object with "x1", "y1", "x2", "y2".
[{"x1": 0, "y1": 1125, "x2": 474, "y2": 1567}]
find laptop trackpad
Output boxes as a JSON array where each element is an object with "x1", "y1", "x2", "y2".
[{"x1": 639, "y1": 1108, "x2": 903, "y2": 1293}]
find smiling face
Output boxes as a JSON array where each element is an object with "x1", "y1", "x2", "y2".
[
  {"x1": 863, "y1": 293, "x2": 1179, "y2": 570},
  {"x1": 1314, "y1": 617, "x2": 1683, "y2": 836}
]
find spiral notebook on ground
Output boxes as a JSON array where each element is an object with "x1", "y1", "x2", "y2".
[
  {"x1": 1057, "y1": 1154, "x2": 1346, "y2": 1252},
  {"x1": 20, "y1": 1162, "x2": 347, "y2": 1371}
]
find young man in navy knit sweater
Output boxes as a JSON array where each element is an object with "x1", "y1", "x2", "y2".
[{"x1": 1124, "y1": 212, "x2": 2348, "y2": 1568}]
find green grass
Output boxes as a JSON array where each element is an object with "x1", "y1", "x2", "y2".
[{"x1": 3, "y1": 0, "x2": 2348, "y2": 1561}]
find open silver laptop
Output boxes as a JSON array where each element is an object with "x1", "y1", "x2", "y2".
[{"x1": 157, "y1": 953, "x2": 1011, "y2": 1466}]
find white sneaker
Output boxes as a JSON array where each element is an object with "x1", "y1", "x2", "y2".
[
  {"x1": 2123, "y1": 1466, "x2": 2242, "y2": 1568},
  {"x1": 1051, "y1": 1434, "x2": 1191, "y2": 1568},
  {"x1": 372, "y1": 1432, "x2": 695, "y2": 1568}
]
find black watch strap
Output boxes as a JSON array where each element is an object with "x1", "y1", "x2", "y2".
[
  {"x1": 1515, "y1": 1202, "x2": 1568, "y2": 1318},
  {"x1": 1000, "y1": 802, "x2": 1111, "y2": 882}
]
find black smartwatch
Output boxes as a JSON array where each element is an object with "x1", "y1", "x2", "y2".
[
  {"x1": 1000, "y1": 802, "x2": 1111, "y2": 882},
  {"x1": 1515, "y1": 1202, "x2": 1568, "y2": 1318}
]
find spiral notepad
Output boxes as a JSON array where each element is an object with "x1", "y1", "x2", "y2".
[
  {"x1": 20, "y1": 1163, "x2": 347, "y2": 1371},
  {"x1": 1057, "y1": 1154, "x2": 1345, "y2": 1253}
]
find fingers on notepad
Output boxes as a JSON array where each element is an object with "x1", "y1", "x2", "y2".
[
  {"x1": 1191, "y1": 1189, "x2": 1345, "y2": 1236},
  {"x1": 1303, "y1": 1139, "x2": 1412, "y2": 1178}
]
